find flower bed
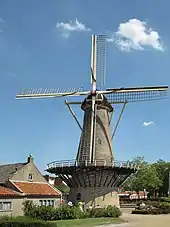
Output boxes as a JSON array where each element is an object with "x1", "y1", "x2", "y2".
[{"x1": 132, "y1": 201, "x2": 170, "y2": 215}]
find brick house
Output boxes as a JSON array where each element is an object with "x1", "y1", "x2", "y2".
[{"x1": 0, "y1": 155, "x2": 62, "y2": 216}]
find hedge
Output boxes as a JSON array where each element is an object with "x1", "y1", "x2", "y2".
[
  {"x1": 132, "y1": 208, "x2": 170, "y2": 215},
  {"x1": 23, "y1": 201, "x2": 122, "y2": 221},
  {"x1": 0, "y1": 216, "x2": 56, "y2": 227},
  {"x1": 158, "y1": 197, "x2": 170, "y2": 203}
]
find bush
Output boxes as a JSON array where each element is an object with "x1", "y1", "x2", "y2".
[
  {"x1": 88, "y1": 207, "x2": 106, "y2": 218},
  {"x1": 23, "y1": 201, "x2": 122, "y2": 221},
  {"x1": 132, "y1": 209, "x2": 151, "y2": 215},
  {"x1": 34, "y1": 206, "x2": 56, "y2": 221},
  {"x1": 132, "y1": 201, "x2": 170, "y2": 215},
  {"x1": 88, "y1": 206, "x2": 122, "y2": 218},
  {"x1": 0, "y1": 216, "x2": 55, "y2": 227},
  {"x1": 158, "y1": 202, "x2": 170, "y2": 209},
  {"x1": 23, "y1": 201, "x2": 86, "y2": 221},
  {"x1": 158, "y1": 197, "x2": 170, "y2": 203},
  {"x1": 132, "y1": 208, "x2": 170, "y2": 215},
  {"x1": 105, "y1": 205, "x2": 122, "y2": 218},
  {"x1": 55, "y1": 205, "x2": 85, "y2": 220},
  {"x1": 23, "y1": 200, "x2": 36, "y2": 218},
  {"x1": 141, "y1": 200, "x2": 159, "y2": 207}
]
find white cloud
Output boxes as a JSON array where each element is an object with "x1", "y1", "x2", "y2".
[
  {"x1": 143, "y1": 121, "x2": 154, "y2": 127},
  {"x1": 108, "y1": 19, "x2": 164, "y2": 52},
  {"x1": 56, "y1": 18, "x2": 91, "y2": 38}
]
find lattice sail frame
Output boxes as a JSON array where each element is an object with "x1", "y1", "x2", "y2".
[
  {"x1": 105, "y1": 87, "x2": 168, "y2": 103},
  {"x1": 16, "y1": 86, "x2": 168, "y2": 102},
  {"x1": 96, "y1": 35, "x2": 107, "y2": 87}
]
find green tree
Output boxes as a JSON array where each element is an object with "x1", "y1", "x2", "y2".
[
  {"x1": 122, "y1": 157, "x2": 163, "y2": 196},
  {"x1": 152, "y1": 159, "x2": 170, "y2": 196},
  {"x1": 56, "y1": 183, "x2": 70, "y2": 194},
  {"x1": 122, "y1": 156, "x2": 148, "y2": 191},
  {"x1": 133, "y1": 165, "x2": 162, "y2": 193}
]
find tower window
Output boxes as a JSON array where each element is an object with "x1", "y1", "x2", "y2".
[
  {"x1": 76, "y1": 193, "x2": 81, "y2": 201},
  {"x1": 98, "y1": 139, "x2": 102, "y2": 145}
]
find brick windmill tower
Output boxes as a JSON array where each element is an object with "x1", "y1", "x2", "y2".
[{"x1": 16, "y1": 35, "x2": 168, "y2": 207}]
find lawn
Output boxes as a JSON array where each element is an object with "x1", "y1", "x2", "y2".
[{"x1": 50, "y1": 218, "x2": 124, "y2": 227}]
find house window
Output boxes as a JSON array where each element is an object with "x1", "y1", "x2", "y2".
[
  {"x1": 44, "y1": 200, "x2": 47, "y2": 206},
  {"x1": 0, "y1": 201, "x2": 12, "y2": 211},
  {"x1": 50, "y1": 200, "x2": 54, "y2": 207},
  {"x1": 28, "y1": 173, "x2": 33, "y2": 181},
  {"x1": 39, "y1": 200, "x2": 55, "y2": 207},
  {"x1": 47, "y1": 200, "x2": 50, "y2": 206},
  {"x1": 39, "y1": 200, "x2": 43, "y2": 206}
]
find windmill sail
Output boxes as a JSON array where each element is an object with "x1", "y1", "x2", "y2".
[
  {"x1": 104, "y1": 86, "x2": 168, "y2": 103},
  {"x1": 91, "y1": 35, "x2": 107, "y2": 87},
  {"x1": 16, "y1": 87, "x2": 89, "y2": 99}
]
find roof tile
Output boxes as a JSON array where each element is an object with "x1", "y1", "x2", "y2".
[
  {"x1": 0, "y1": 163, "x2": 25, "y2": 184},
  {"x1": 0, "y1": 186, "x2": 21, "y2": 196},
  {"x1": 12, "y1": 181, "x2": 60, "y2": 196}
]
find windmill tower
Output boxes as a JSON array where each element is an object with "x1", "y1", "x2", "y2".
[{"x1": 16, "y1": 35, "x2": 168, "y2": 207}]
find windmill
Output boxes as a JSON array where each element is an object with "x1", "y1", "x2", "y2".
[{"x1": 16, "y1": 35, "x2": 168, "y2": 207}]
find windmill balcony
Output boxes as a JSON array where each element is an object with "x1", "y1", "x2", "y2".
[{"x1": 46, "y1": 159, "x2": 139, "y2": 170}]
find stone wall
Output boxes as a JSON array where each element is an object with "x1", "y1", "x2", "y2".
[
  {"x1": 77, "y1": 96, "x2": 114, "y2": 164},
  {"x1": 68, "y1": 169, "x2": 121, "y2": 208},
  {"x1": 69, "y1": 186, "x2": 119, "y2": 208}
]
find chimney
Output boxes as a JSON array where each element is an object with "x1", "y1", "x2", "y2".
[{"x1": 27, "y1": 154, "x2": 34, "y2": 163}]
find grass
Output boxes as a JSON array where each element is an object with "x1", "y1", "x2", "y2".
[{"x1": 50, "y1": 218, "x2": 124, "y2": 227}]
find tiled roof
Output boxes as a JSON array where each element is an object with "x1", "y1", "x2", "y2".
[
  {"x1": 0, "y1": 163, "x2": 26, "y2": 184},
  {"x1": 11, "y1": 181, "x2": 61, "y2": 196},
  {"x1": 0, "y1": 185, "x2": 21, "y2": 197}
]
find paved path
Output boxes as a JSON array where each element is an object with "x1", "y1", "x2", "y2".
[
  {"x1": 121, "y1": 211, "x2": 170, "y2": 227},
  {"x1": 99, "y1": 208, "x2": 170, "y2": 227}
]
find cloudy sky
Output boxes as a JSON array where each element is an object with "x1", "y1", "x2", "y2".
[{"x1": 0, "y1": 0, "x2": 169, "y2": 172}]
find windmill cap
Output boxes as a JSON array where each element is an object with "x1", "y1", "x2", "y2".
[{"x1": 81, "y1": 93, "x2": 113, "y2": 112}]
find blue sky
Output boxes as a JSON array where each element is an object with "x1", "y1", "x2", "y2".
[{"x1": 0, "y1": 0, "x2": 169, "y2": 173}]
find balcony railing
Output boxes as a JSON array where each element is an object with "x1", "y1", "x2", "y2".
[{"x1": 47, "y1": 159, "x2": 140, "y2": 170}]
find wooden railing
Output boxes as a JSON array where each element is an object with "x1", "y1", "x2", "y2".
[{"x1": 47, "y1": 159, "x2": 140, "y2": 170}]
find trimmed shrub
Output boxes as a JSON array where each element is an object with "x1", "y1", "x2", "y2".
[
  {"x1": 54, "y1": 204, "x2": 84, "y2": 220},
  {"x1": 23, "y1": 201, "x2": 122, "y2": 221},
  {"x1": 105, "y1": 205, "x2": 122, "y2": 218},
  {"x1": 88, "y1": 205, "x2": 122, "y2": 218},
  {"x1": 23, "y1": 200, "x2": 36, "y2": 218},
  {"x1": 89, "y1": 207, "x2": 106, "y2": 218},
  {"x1": 23, "y1": 201, "x2": 86, "y2": 220},
  {"x1": 132, "y1": 208, "x2": 170, "y2": 215},
  {"x1": 132, "y1": 209, "x2": 151, "y2": 215},
  {"x1": 0, "y1": 216, "x2": 55, "y2": 227},
  {"x1": 158, "y1": 197, "x2": 170, "y2": 203},
  {"x1": 132, "y1": 201, "x2": 170, "y2": 215},
  {"x1": 34, "y1": 206, "x2": 56, "y2": 221},
  {"x1": 142, "y1": 200, "x2": 159, "y2": 207},
  {"x1": 158, "y1": 202, "x2": 170, "y2": 209}
]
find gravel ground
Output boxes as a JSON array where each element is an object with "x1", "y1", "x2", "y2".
[{"x1": 97, "y1": 208, "x2": 170, "y2": 227}]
